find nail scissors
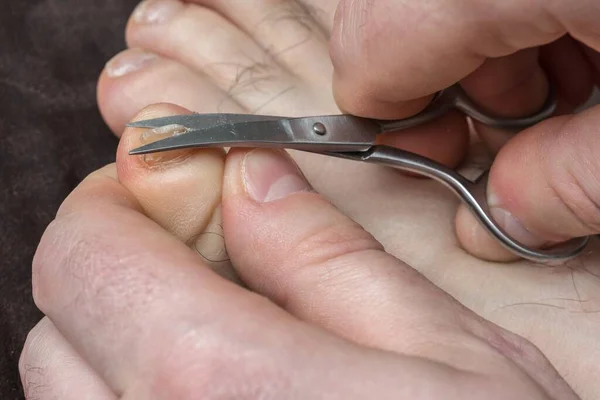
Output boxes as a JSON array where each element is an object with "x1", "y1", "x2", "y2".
[{"x1": 128, "y1": 83, "x2": 591, "y2": 262}]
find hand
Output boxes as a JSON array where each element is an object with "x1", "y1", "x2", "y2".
[
  {"x1": 19, "y1": 105, "x2": 578, "y2": 399},
  {"x1": 330, "y1": 0, "x2": 600, "y2": 261},
  {"x1": 89, "y1": 0, "x2": 600, "y2": 397}
]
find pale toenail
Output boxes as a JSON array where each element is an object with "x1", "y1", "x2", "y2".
[
  {"x1": 138, "y1": 123, "x2": 193, "y2": 166},
  {"x1": 105, "y1": 49, "x2": 158, "y2": 78},
  {"x1": 132, "y1": 0, "x2": 183, "y2": 25}
]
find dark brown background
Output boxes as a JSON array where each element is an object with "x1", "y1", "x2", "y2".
[{"x1": 0, "y1": 0, "x2": 139, "y2": 397}]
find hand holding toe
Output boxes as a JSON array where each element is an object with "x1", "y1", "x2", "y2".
[
  {"x1": 21, "y1": 104, "x2": 577, "y2": 399},
  {"x1": 91, "y1": 1, "x2": 600, "y2": 398}
]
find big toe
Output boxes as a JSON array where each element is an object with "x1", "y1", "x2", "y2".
[{"x1": 116, "y1": 103, "x2": 235, "y2": 280}]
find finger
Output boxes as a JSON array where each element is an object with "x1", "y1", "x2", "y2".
[
  {"x1": 380, "y1": 51, "x2": 548, "y2": 167},
  {"x1": 219, "y1": 146, "x2": 579, "y2": 399},
  {"x1": 222, "y1": 147, "x2": 459, "y2": 351},
  {"x1": 31, "y1": 160, "x2": 507, "y2": 399},
  {"x1": 456, "y1": 106, "x2": 600, "y2": 261},
  {"x1": 223, "y1": 148, "x2": 443, "y2": 351},
  {"x1": 330, "y1": 0, "x2": 600, "y2": 119},
  {"x1": 19, "y1": 317, "x2": 116, "y2": 400},
  {"x1": 459, "y1": 49, "x2": 550, "y2": 154},
  {"x1": 33, "y1": 163, "x2": 275, "y2": 393},
  {"x1": 36, "y1": 158, "x2": 424, "y2": 397},
  {"x1": 540, "y1": 35, "x2": 595, "y2": 111}
]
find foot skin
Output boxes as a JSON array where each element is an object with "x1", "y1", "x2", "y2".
[{"x1": 97, "y1": 1, "x2": 600, "y2": 398}]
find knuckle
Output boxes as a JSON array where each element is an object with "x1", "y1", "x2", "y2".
[
  {"x1": 548, "y1": 145, "x2": 600, "y2": 235},
  {"x1": 553, "y1": 179, "x2": 600, "y2": 233},
  {"x1": 484, "y1": 323, "x2": 542, "y2": 365},
  {"x1": 530, "y1": 116, "x2": 600, "y2": 236},
  {"x1": 282, "y1": 214, "x2": 393, "y2": 300},
  {"x1": 290, "y1": 216, "x2": 384, "y2": 268},
  {"x1": 509, "y1": 336, "x2": 550, "y2": 368},
  {"x1": 490, "y1": 328, "x2": 564, "y2": 389}
]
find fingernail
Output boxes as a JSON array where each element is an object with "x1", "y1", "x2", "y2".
[
  {"x1": 138, "y1": 123, "x2": 192, "y2": 166},
  {"x1": 243, "y1": 149, "x2": 312, "y2": 203},
  {"x1": 487, "y1": 189, "x2": 546, "y2": 247},
  {"x1": 105, "y1": 50, "x2": 157, "y2": 78},
  {"x1": 132, "y1": 0, "x2": 183, "y2": 25}
]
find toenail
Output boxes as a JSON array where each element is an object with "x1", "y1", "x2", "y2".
[
  {"x1": 105, "y1": 50, "x2": 158, "y2": 78},
  {"x1": 132, "y1": 0, "x2": 183, "y2": 25},
  {"x1": 138, "y1": 123, "x2": 193, "y2": 166}
]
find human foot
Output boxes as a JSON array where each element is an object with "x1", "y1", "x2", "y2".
[{"x1": 97, "y1": 1, "x2": 600, "y2": 398}]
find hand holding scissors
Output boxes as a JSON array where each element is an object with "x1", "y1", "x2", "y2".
[{"x1": 128, "y1": 83, "x2": 590, "y2": 262}]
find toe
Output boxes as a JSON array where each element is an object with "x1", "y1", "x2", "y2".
[
  {"x1": 98, "y1": 48, "x2": 241, "y2": 135},
  {"x1": 126, "y1": 0, "x2": 290, "y2": 89},
  {"x1": 124, "y1": 0, "x2": 333, "y2": 113},
  {"x1": 116, "y1": 102, "x2": 224, "y2": 241},
  {"x1": 98, "y1": 0, "x2": 338, "y2": 137},
  {"x1": 116, "y1": 103, "x2": 235, "y2": 277},
  {"x1": 188, "y1": 0, "x2": 335, "y2": 80},
  {"x1": 195, "y1": 0, "x2": 339, "y2": 35}
]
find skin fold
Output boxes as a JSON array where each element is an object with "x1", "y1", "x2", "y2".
[{"x1": 19, "y1": 0, "x2": 600, "y2": 399}]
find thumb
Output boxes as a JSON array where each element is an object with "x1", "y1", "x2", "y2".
[
  {"x1": 219, "y1": 148, "x2": 578, "y2": 399},
  {"x1": 220, "y1": 147, "x2": 477, "y2": 352},
  {"x1": 456, "y1": 106, "x2": 600, "y2": 262},
  {"x1": 220, "y1": 148, "x2": 455, "y2": 347}
]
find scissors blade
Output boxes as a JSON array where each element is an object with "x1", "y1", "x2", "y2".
[
  {"x1": 126, "y1": 113, "x2": 285, "y2": 130},
  {"x1": 129, "y1": 115, "x2": 380, "y2": 155}
]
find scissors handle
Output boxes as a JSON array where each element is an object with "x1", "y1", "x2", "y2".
[
  {"x1": 320, "y1": 145, "x2": 590, "y2": 263},
  {"x1": 380, "y1": 83, "x2": 558, "y2": 133}
]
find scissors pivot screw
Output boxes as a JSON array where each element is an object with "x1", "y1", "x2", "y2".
[{"x1": 312, "y1": 122, "x2": 327, "y2": 136}]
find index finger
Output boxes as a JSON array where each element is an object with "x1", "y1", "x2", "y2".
[{"x1": 330, "y1": 0, "x2": 600, "y2": 118}]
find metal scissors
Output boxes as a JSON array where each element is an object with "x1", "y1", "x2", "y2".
[{"x1": 128, "y1": 83, "x2": 591, "y2": 262}]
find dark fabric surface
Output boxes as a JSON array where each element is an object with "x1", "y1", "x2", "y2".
[{"x1": 0, "y1": 0, "x2": 138, "y2": 397}]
